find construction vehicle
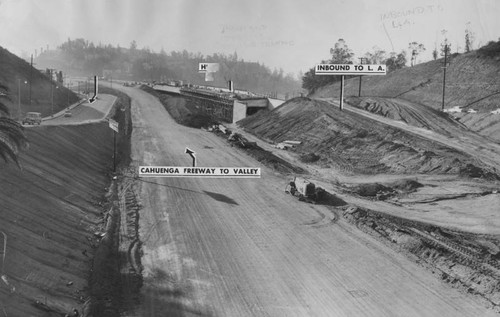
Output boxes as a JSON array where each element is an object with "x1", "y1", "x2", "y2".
[
  {"x1": 285, "y1": 176, "x2": 325, "y2": 203},
  {"x1": 22, "y1": 112, "x2": 42, "y2": 125}
]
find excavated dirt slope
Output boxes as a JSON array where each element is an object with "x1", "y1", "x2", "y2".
[
  {"x1": 238, "y1": 97, "x2": 497, "y2": 179},
  {"x1": 311, "y1": 50, "x2": 500, "y2": 142},
  {"x1": 344, "y1": 96, "x2": 468, "y2": 137},
  {"x1": 0, "y1": 123, "x2": 114, "y2": 316}
]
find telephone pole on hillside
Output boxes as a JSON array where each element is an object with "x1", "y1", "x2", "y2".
[
  {"x1": 441, "y1": 44, "x2": 449, "y2": 112},
  {"x1": 29, "y1": 54, "x2": 33, "y2": 105},
  {"x1": 358, "y1": 57, "x2": 368, "y2": 97}
]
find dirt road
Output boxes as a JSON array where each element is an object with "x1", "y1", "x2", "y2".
[{"x1": 120, "y1": 86, "x2": 496, "y2": 316}]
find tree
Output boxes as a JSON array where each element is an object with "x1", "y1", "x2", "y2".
[
  {"x1": 441, "y1": 39, "x2": 451, "y2": 57},
  {"x1": 408, "y1": 42, "x2": 425, "y2": 66},
  {"x1": 440, "y1": 30, "x2": 451, "y2": 57},
  {"x1": 57, "y1": 71, "x2": 63, "y2": 84},
  {"x1": 330, "y1": 39, "x2": 354, "y2": 63},
  {"x1": 302, "y1": 65, "x2": 332, "y2": 92},
  {"x1": 130, "y1": 40, "x2": 137, "y2": 51},
  {"x1": 432, "y1": 44, "x2": 438, "y2": 60},
  {"x1": 0, "y1": 84, "x2": 28, "y2": 166},
  {"x1": 465, "y1": 22, "x2": 475, "y2": 53},
  {"x1": 364, "y1": 46, "x2": 387, "y2": 64},
  {"x1": 302, "y1": 39, "x2": 354, "y2": 93},
  {"x1": 385, "y1": 51, "x2": 407, "y2": 73}
]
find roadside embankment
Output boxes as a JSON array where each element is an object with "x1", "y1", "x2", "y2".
[
  {"x1": 0, "y1": 123, "x2": 114, "y2": 316},
  {"x1": 85, "y1": 87, "x2": 134, "y2": 317},
  {"x1": 0, "y1": 87, "x2": 132, "y2": 316},
  {"x1": 238, "y1": 97, "x2": 498, "y2": 179}
]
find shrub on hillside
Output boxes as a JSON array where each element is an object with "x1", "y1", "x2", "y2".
[
  {"x1": 299, "y1": 152, "x2": 320, "y2": 163},
  {"x1": 478, "y1": 40, "x2": 500, "y2": 58}
]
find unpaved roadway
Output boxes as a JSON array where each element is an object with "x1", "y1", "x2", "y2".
[{"x1": 119, "y1": 86, "x2": 496, "y2": 316}]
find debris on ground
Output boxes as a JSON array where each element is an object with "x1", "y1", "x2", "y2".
[{"x1": 228, "y1": 132, "x2": 257, "y2": 148}]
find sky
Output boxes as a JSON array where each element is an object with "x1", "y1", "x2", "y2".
[{"x1": 0, "y1": 0, "x2": 499, "y2": 77}]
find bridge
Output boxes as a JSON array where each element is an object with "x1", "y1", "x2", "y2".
[{"x1": 153, "y1": 84, "x2": 285, "y2": 123}]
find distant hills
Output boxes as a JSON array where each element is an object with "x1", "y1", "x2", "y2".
[{"x1": 35, "y1": 38, "x2": 303, "y2": 98}]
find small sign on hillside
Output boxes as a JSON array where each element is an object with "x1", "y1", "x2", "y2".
[{"x1": 108, "y1": 119, "x2": 118, "y2": 132}]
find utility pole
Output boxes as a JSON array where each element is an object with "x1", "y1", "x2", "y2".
[
  {"x1": 441, "y1": 44, "x2": 449, "y2": 111},
  {"x1": 340, "y1": 75, "x2": 344, "y2": 111},
  {"x1": 358, "y1": 57, "x2": 368, "y2": 97},
  {"x1": 18, "y1": 79, "x2": 21, "y2": 119},
  {"x1": 29, "y1": 54, "x2": 33, "y2": 105},
  {"x1": 51, "y1": 84, "x2": 54, "y2": 114}
]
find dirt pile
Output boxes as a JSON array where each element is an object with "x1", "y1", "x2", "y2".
[
  {"x1": 0, "y1": 123, "x2": 114, "y2": 316},
  {"x1": 238, "y1": 97, "x2": 496, "y2": 179}
]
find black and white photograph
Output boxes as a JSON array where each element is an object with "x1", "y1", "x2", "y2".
[{"x1": 0, "y1": 0, "x2": 500, "y2": 316}]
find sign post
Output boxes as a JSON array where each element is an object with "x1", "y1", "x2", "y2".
[
  {"x1": 108, "y1": 119, "x2": 119, "y2": 173},
  {"x1": 340, "y1": 75, "x2": 344, "y2": 110},
  {"x1": 89, "y1": 75, "x2": 98, "y2": 103},
  {"x1": 315, "y1": 64, "x2": 387, "y2": 110}
]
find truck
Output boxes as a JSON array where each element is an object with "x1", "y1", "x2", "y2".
[
  {"x1": 22, "y1": 112, "x2": 42, "y2": 125},
  {"x1": 285, "y1": 176, "x2": 325, "y2": 203}
]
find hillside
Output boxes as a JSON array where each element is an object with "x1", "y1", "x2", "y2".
[
  {"x1": 311, "y1": 48, "x2": 500, "y2": 141},
  {"x1": 238, "y1": 97, "x2": 497, "y2": 179},
  {"x1": 0, "y1": 123, "x2": 114, "y2": 316},
  {"x1": 0, "y1": 46, "x2": 79, "y2": 120}
]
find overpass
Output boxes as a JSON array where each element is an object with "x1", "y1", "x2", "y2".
[{"x1": 153, "y1": 84, "x2": 285, "y2": 123}]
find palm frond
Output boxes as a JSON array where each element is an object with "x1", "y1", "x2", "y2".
[
  {"x1": 0, "y1": 117, "x2": 28, "y2": 168},
  {"x1": 0, "y1": 83, "x2": 12, "y2": 115},
  {"x1": 0, "y1": 101, "x2": 10, "y2": 116},
  {"x1": 0, "y1": 139, "x2": 20, "y2": 166},
  {"x1": 0, "y1": 118, "x2": 27, "y2": 148}
]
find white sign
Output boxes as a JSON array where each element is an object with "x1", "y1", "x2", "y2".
[
  {"x1": 315, "y1": 64, "x2": 386, "y2": 75},
  {"x1": 198, "y1": 63, "x2": 220, "y2": 73},
  {"x1": 139, "y1": 166, "x2": 261, "y2": 178},
  {"x1": 199, "y1": 63, "x2": 220, "y2": 82},
  {"x1": 108, "y1": 119, "x2": 119, "y2": 132}
]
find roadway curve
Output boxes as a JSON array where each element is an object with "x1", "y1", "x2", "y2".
[{"x1": 110, "y1": 85, "x2": 498, "y2": 317}]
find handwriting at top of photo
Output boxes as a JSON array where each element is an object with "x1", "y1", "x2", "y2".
[{"x1": 380, "y1": 4, "x2": 444, "y2": 21}]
